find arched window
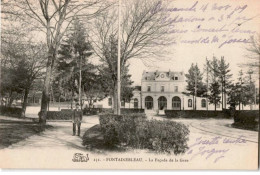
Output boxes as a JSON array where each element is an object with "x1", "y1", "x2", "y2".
[
  {"x1": 172, "y1": 96, "x2": 181, "y2": 110},
  {"x1": 145, "y1": 96, "x2": 153, "y2": 109},
  {"x1": 201, "y1": 99, "x2": 206, "y2": 108},
  {"x1": 188, "y1": 99, "x2": 192, "y2": 107},
  {"x1": 134, "y1": 98, "x2": 138, "y2": 109}
]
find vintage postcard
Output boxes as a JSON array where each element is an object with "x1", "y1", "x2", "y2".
[{"x1": 0, "y1": 0, "x2": 259, "y2": 170}]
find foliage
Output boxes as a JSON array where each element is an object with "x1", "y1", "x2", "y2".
[
  {"x1": 121, "y1": 108, "x2": 145, "y2": 114},
  {"x1": 233, "y1": 110, "x2": 259, "y2": 131},
  {"x1": 234, "y1": 110, "x2": 258, "y2": 124},
  {"x1": 208, "y1": 57, "x2": 221, "y2": 110},
  {"x1": 92, "y1": 0, "x2": 173, "y2": 113},
  {"x1": 164, "y1": 110, "x2": 231, "y2": 119},
  {"x1": 228, "y1": 69, "x2": 258, "y2": 110},
  {"x1": 185, "y1": 63, "x2": 206, "y2": 97},
  {"x1": 244, "y1": 34, "x2": 260, "y2": 77},
  {"x1": 40, "y1": 110, "x2": 74, "y2": 120},
  {"x1": 0, "y1": 106, "x2": 23, "y2": 118},
  {"x1": 99, "y1": 114, "x2": 190, "y2": 154},
  {"x1": 54, "y1": 18, "x2": 94, "y2": 106},
  {"x1": 2, "y1": 0, "x2": 111, "y2": 123},
  {"x1": 185, "y1": 63, "x2": 207, "y2": 110},
  {"x1": 1, "y1": 32, "x2": 46, "y2": 114},
  {"x1": 218, "y1": 56, "x2": 232, "y2": 109}
]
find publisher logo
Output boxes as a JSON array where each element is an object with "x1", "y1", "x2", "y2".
[{"x1": 72, "y1": 153, "x2": 89, "y2": 162}]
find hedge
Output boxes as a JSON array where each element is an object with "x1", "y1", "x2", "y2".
[
  {"x1": 45, "y1": 110, "x2": 73, "y2": 120},
  {"x1": 99, "y1": 113, "x2": 189, "y2": 154},
  {"x1": 234, "y1": 110, "x2": 259, "y2": 124},
  {"x1": 164, "y1": 110, "x2": 231, "y2": 119},
  {"x1": 83, "y1": 108, "x2": 145, "y2": 115},
  {"x1": 0, "y1": 106, "x2": 23, "y2": 117},
  {"x1": 121, "y1": 108, "x2": 145, "y2": 114}
]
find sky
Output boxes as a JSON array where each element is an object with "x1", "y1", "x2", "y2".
[{"x1": 127, "y1": 0, "x2": 260, "y2": 86}]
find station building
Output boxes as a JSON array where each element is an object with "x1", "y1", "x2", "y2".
[{"x1": 95, "y1": 70, "x2": 222, "y2": 111}]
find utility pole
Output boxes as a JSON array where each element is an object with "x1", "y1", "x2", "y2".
[
  {"x1": 206, "y1": 58, "x2": 209, "y2": 111},
  {"x1": 195, "y1": 63, "x2": 197, "y2": 110},
  {"x1": 255, "y1": 87, "x2": 257, "y2": 110},
  {"x1": 79, "y1": 54, "x2": 82, "y2": 110},
  {"x1": 117, "y1": 0, "x2": 121, "y2": 115}
]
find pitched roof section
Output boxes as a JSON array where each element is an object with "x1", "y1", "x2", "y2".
[{"x1": 142, "y1": 70, "x2": 184, "y2": 81}]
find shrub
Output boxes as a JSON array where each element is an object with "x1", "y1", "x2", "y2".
[
  {"x1": 99, "y1": 113, "x2": 189, "y2": 154},
  {"x1": 0, "y1": 106, "x2": 23, "y2": 117},
  {"x1": 234, "y1": 110, "x2": 258, "y2": 124},
  {"x1": 121, "y1": 108, "x2": 145, "y2": 114},
  {"x1": 165, "y1": 110, "x2": 231, "y2": 119},
  {"x1": 98, "y1": 108, "x2": 145, "y2": 115},
  {"x1": 46, "y1": 110, "x2": 73, "y2": 120}
]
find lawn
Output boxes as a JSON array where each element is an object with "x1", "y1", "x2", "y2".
[{"x1": 0, "y1": 119, "x2": 52, "y2": 149}]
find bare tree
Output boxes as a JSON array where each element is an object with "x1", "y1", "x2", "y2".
[
  {"x1": 2, "y1": 0, "x2": 111, "y2": 124},
  {"x1": 243, "y1": 34, "x2": 260, "y2": 79},
  {"x1": 90, "y1": 0, "x2": 173, "y2": 113}
]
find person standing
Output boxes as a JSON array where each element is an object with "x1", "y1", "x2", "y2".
[{"x1": 72, "y1": 103, "x2": 82, "y2": 136}]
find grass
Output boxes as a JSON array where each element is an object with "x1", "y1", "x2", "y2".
[{"x1": 0, "y1": 119, "x2": 52, "y2": 149}]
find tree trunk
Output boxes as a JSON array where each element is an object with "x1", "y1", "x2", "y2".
[
  {"x1": 113, "y1": 86, "x2": 118, "y2": 114},
  {"x1": 221, "y1": 83, "x2": 224, "y2": 110},
  {"x1": 39, "y1": 59, "x2": 52, "y2": 124},
  {"x1": 71, "y1": 88, "x2": 74, "y2": 109},
  {"x1": 192, "y1": 95, "x2": 194, "y2": 110},
  {"x1": 22, "y1": 88, "x2": 29, "y2": 117},
  {"x1": 8, "y1": 91, "x2": 13, "y2": 107}
]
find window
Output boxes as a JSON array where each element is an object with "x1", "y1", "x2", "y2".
[
  {"x1": 145, "y1": 96, "x2": 153, "y2": 109},
  {"x1": 175, "y1": 77, "x2": 178, "y2": 80},
  {"x1": 201, "y1": 99, "x2": 206, "y2": 108},
  {"x1": 174, "y1": 86, "x2": 178, "y2": 92},
  {"x1": 188, "y1": 99, "x2": 192, "y2": 107},
  {"x1": 172, "y1": 96, "x2": 181, "y2": 110},
  {"x1": 216, "y1": 103, "x2": 220, "y2": 108},
  {"x1": 161, "y1": 86, "x2": 164, "y2": 92},
  {"x1": 108, "y1": 98, "x2": 112, "y2": 106},
  {"x1": 121, "y1": 101, "x2": 125, "y2": 107},
  {"x1": 147, "y1": 86, "x2": 151, "y2": 92},
  {"x1": 134, "y1": 98, "x2": 138, "y2": 109}
]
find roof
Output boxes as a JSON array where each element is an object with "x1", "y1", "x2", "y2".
[{"x1": 142, "y1": 70, "x2": 184, "y2": 81}]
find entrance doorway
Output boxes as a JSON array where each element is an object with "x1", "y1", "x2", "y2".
[
  {"x1": 145, "y1": 96, "x2": 153, "y2": 109},
  {"x1": 158, "y1": 96, "x2": 167, "y2": 110},
  {"x1": 172, "y1": 96, "x2": 181, "y2": 110}
]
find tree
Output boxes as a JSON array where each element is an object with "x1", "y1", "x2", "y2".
[
  {"x1": 91, "y1": 0, "x2": 173, "y2": 114},
  {"x1": 185, "y1": 63, "x2": 207, "y2": 110},
  {"x1": 97, "y1": 61, "x2": 133, "y2": 111},
  {"x1": 227, "y1": 83, "x2": 241, "y2": 109},
  {"x1": 237, "y1": 69, "x2": 247, "y2": 110},
  {"x1": 203, "y1": 57, "x2": 210, "y2": 111},
  {"x1": 244, "y1": 34, "x2": 260, "y2": 78},
  {"x1": 55, "y1": 18, "x2": 93, "y2": 109},
  {"x1": 2, "y1": 0, "x2": 111, "y2": 124},
  {"x1": 218, "y1": 56, "x2": 232, "y2": 109},
  {"x1": 208, "y1": 56, "x2": 221, "y2": 111},
  {"x1": 1, "y1": 34, "x2": 46, "y2": 116},
  {"x1": 121, "y1": 86, "x2": 134, "y2": 107},
  {"x1": 244, "y1": 69, "x2": 256, "y2": 110}
]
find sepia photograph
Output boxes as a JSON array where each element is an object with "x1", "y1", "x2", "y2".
[{"x1": 0, "y1": 0, "x2": 259, "y2": 170}]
